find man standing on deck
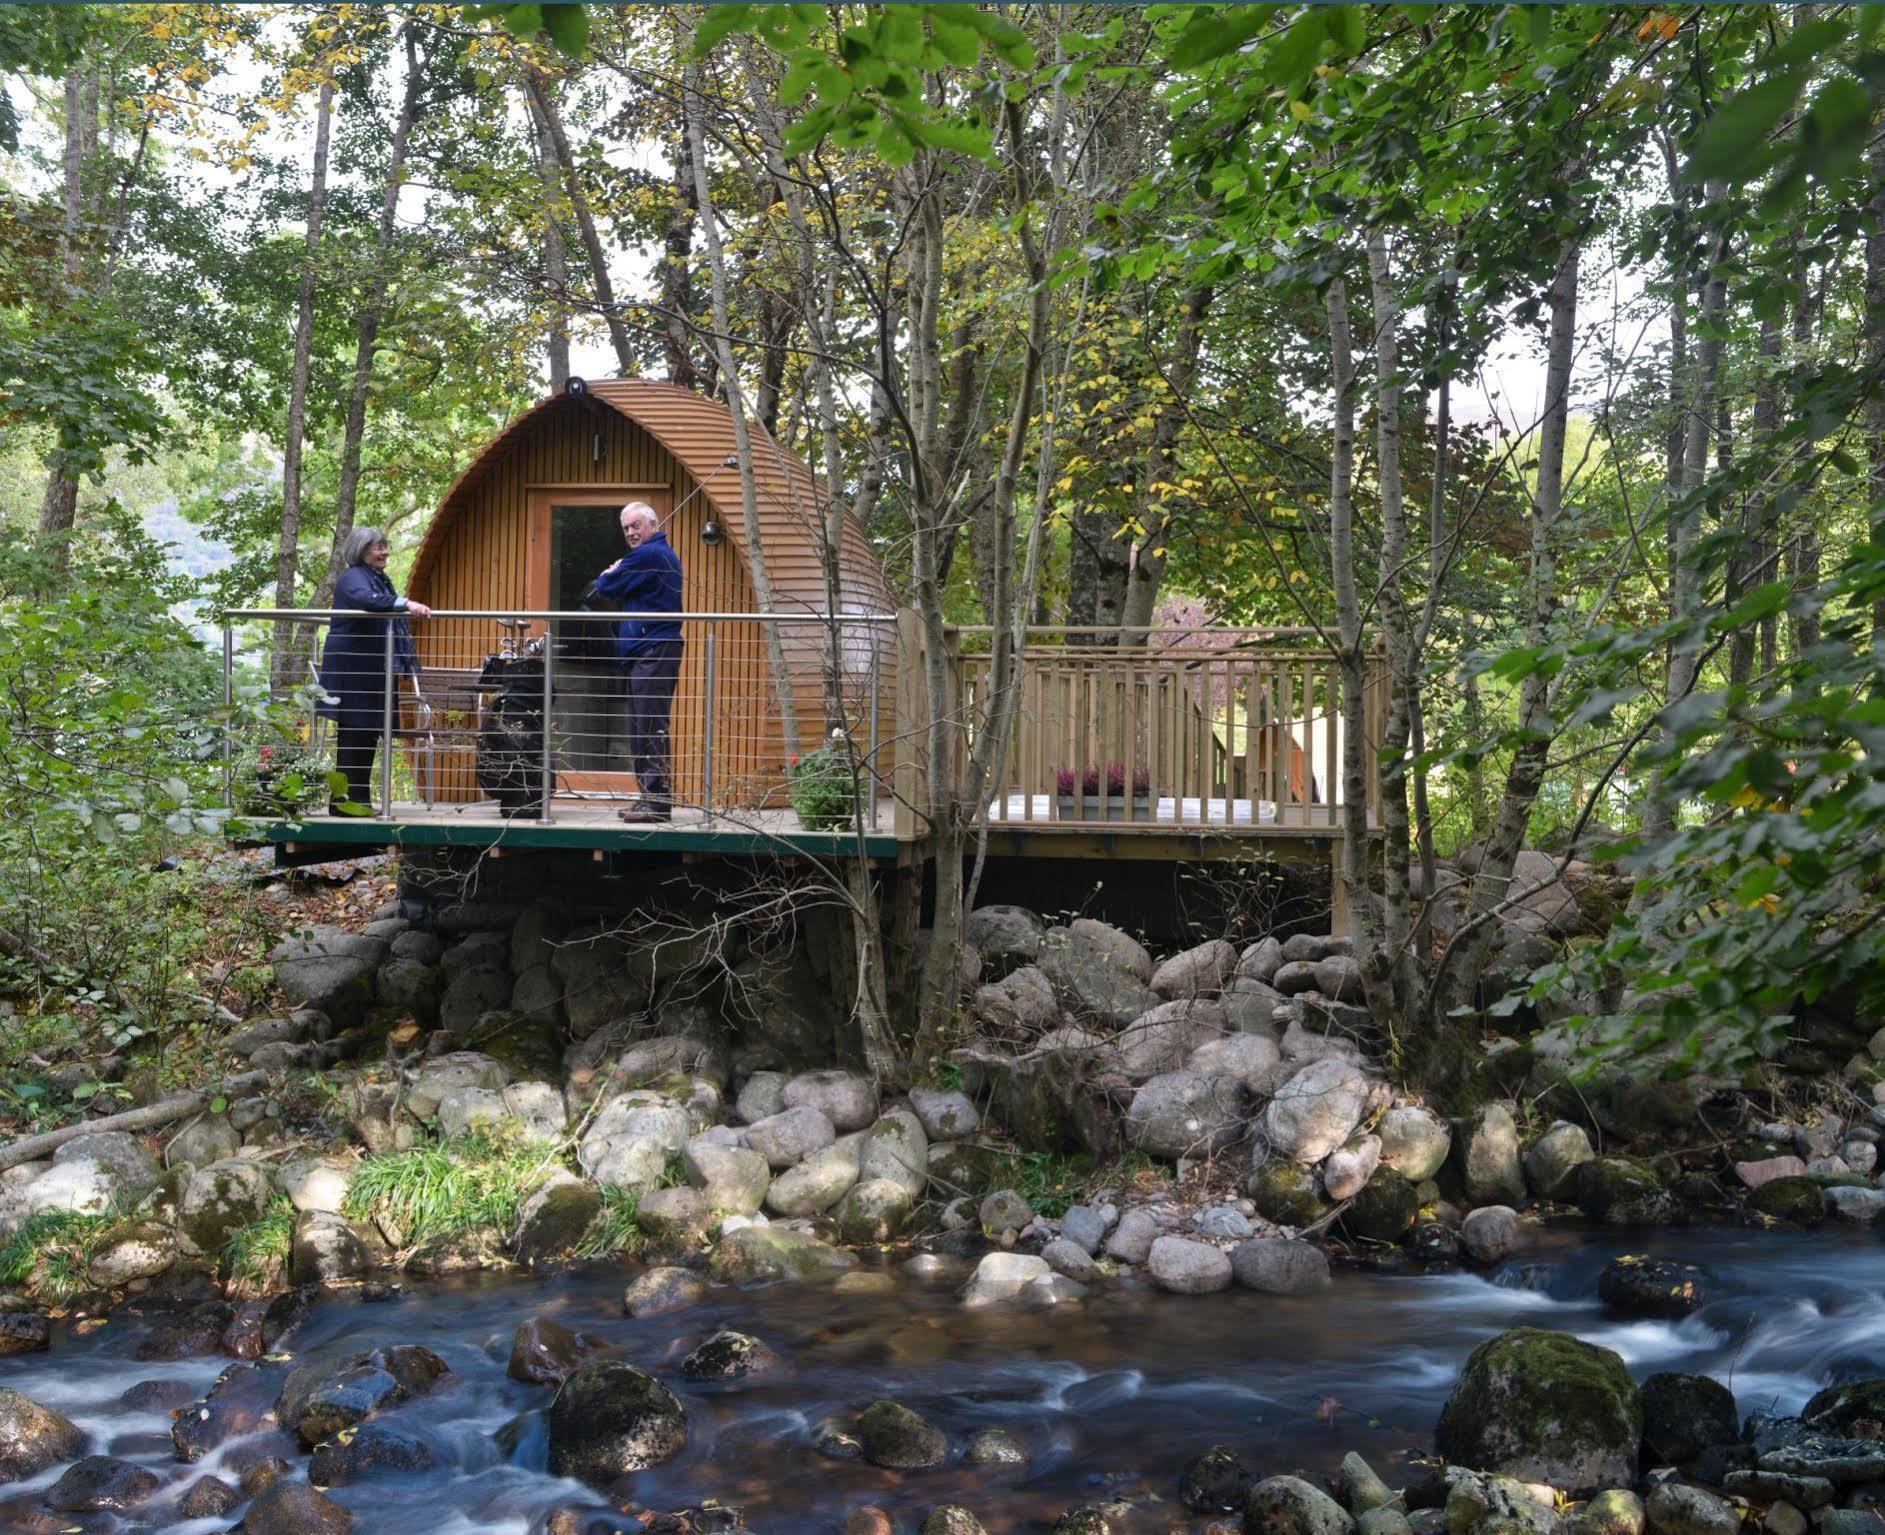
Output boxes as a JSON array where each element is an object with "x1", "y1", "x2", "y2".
[{"x1": 595, "y1": 501, "x2": 683, "y2": 821}]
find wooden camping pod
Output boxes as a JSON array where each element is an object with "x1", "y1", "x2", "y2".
[{"x1": 404, "y1": 380, "x2": 896, "y2": 810}]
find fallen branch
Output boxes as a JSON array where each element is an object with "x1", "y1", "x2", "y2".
[{"x1": 0, "y1": 1070, "x2": 268, "y2": 1173}]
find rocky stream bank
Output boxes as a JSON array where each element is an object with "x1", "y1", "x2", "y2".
[{"x1": 1, "y1": 885, "x2": 1883, "y2": 1531}]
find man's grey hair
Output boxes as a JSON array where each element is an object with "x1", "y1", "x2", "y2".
[
  {"x1": 340, "y1": 526, "x2": 388, "y2": 567},
  {"x1": 620, "y1": 501, "x2": 658, "y2": 529}
]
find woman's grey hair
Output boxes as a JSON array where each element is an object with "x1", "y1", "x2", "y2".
[{"x1": 341, "y1": 526, "x2": 388, "y2": 567}]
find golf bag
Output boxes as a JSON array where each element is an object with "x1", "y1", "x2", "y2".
[{"x1": 476, "y1": 652, "x2": 546, "y2": 818}]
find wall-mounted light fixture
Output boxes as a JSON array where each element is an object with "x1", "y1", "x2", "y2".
[{"x1": 563, "y1": 375, "x2": 587, "y2": 396}]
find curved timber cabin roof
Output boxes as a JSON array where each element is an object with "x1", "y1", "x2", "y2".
[{"x1": 408, "y1": 378, "x2": 893, "y2": 614}]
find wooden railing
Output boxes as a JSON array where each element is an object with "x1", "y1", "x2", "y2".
[{"x1": 949, "y1": 626, "x2": 1384, "y2": 832}]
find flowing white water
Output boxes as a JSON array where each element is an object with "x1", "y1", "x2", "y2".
[{"x1": 1, "y1": 1225, "x2": 1879, "y2": 1532}]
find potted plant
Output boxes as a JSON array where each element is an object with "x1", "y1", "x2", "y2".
[
  {"x1": 233, "y1": 740, "x2": 336, "y2": 817},
  {"x1": 786, "y1": 732, "x2": 860, "y2": 831},
  {"x1": 1055, "y1": 761, "x2": 1152, "y2": 821}
]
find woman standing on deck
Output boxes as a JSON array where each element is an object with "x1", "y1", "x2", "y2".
[{"x1": 317, "y1": 527, "x2": 430, "y2": 812}]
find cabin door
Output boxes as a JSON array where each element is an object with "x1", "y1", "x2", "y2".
[{"x1": 525, "y1": 487, "x2": 671, "y2": 799}]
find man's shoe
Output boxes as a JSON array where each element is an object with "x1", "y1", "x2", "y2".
[{"x1": 616, "y1": 805, "x2": 670, "y2": 824}]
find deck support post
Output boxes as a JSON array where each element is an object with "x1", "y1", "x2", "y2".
[
  {"x1": 221, "y1": 623, "x2": 235, "y2": 811},
  {"x1": 702, "y1": 630, "x2": 717, "y2": 821}
]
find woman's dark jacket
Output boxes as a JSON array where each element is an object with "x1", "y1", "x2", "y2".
[{"x1": 317, "y1": 563, "x2": 419, "y2": 732}]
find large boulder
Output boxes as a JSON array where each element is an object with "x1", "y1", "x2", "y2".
[
  {"x1": 408, "y1": 1051, "x2": 511, "y2": 1119},
  {"x1": 1110, "y1": 1000, "x2": 1229, "y2": 1079},
  {"x1": 242, "y1": 1481, "x2": 354, "y2": 1534},
  {"x1": 683, "y1": 1138, "x2": 771, "y2": 1215},
  {"x1": 179, "y1": 1158, "x2": 274, "y2": 1256},
  {"x1": 1435, "y1": 1327, "x2": 1642, "y2": 1494},
  {"x1": 908, "y1": 1088, "x2": 980, "y2": 1142},
  {"x1": 549, "y1": 926, "x2": 644, "y2": 1041},
  {"x1": 1455, "y1": 1104, "x2": 1526, "y2": 1207},
  {"x1": 973, "y1": 965, "x2": 1063, "y2": 1034},
  {"x1": 858, "y1": 1399, "x2": 949, "y2": 1469},
  {"x1": 1261, "y1": 1059, "x2": 1371, "y2": 1164},
  {"x1": 1229, "y1": 1238, "x2": 1330, "y2": 1295},
  {"x1": 25, "y1": 1131, "x2": 160, "y2": 1215},
  {"x1": 377, "y1": 956, "x2": 441, "y2": 1020},
  {"x1": 165, "y1": 1114, "x2": 242, "y2": 1170},
  {"x1": 1221, "y1": 979, "x2": 1289, "y2": 1037},
  {"x1": 1322, "y1": 1135, "x2": 1381, "y2": 1202},
  {"x1": 1146, "y1": 1235, "x2": 1232, "y2": 1295},
  {"x1": 45, "y1": 1454, "x2": 161, "y2": 1513},
  {"x1": 578, "y1": 1094, "x2": 693, "y2": 1191},
  {"x1": 1151, "y1": 939, "x2": 1240, "y2": 1001},
  {"x1": 1577, "y1": 1157, "x2": 1679, "y2": 1226},
  {"x1": 86, "y1": 1220, "x2": 178, "y2": 1287},
  {"x1": 271, "y1": 924, "x2": 384, "y2": 1026},
  {"x1": 861, "y1": 1109, "x2": 929, "y2": 1197},
  {"x1": 438, "y1": 964, "x2": 513, "y2": 1039},
  {"x1": 544, "y1": 1362, "x2": 687, "y2": 1486},
  {"x1": 1189, "y1": 1032, "x2": 1285, "y2": 1091},
  {"x1": 276, "y1": 1346, "x2": 449, "y2": 1448},
  {"x1": 960, "y1": 1252, "x2": 1051, "y2": 1307},
  {"x1": 0, "y1": 1387, "x2": 85, "y2": 1484},
  {"x1": 1246, "y1": 1474, "x2": 1357, "y2": 1535},
  {"x1": 1039, "y1": 920, "x2": 1160, "y2": 1027},
  {"x1": 1641, "y1": 1372, "x2": 1740, "y2": 1465},
  {"x1": 1802, "y1": 1377, "x2": 1885, "y2": 1437},
  {"x1": 1125, "y1": 1070, "x2": 1248, "y2": 1160},
  {"x1": 290, "y1": 1211, "x2": 385, "y2": 1285},
  {"x1": 509, "y1": 1316, "x2": 602, "y2": 1386},
  {"x1": 1342, "y1": 1168, "x2": 1419, "y2": 1243},
  {"x1": 837, "y1": 1178, "x2": 915, "y2": 1244},
  {"x1": 745, "y1": 1106, "x2": 837, "y2": 1169},
  {"x1": 764, "y1": 1140, "x2": 862, "y2": 1217},
  {"x1": 707, "y1": 1225, "x2": 856, "y2": 1284},
  {"x1": 308, "y1": 1421, "x2": 434, "y2": 1486},
  {"x1": 964, "y1": 905, "x2": 1046, "y2": 976},
  {"x1": 513, "y1": 1171, "x2": 601, "y2": 1264},
  {"x1": 782, "y1": 1070, "x2": 879, "y2": 1132},
  {"x1": 1525, "y1": 1121, "x2": 1596, "y2": 1201}
]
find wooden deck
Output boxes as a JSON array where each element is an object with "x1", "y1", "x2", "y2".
[{"x1": 260, "y1": 790, "x2": 1370, "y2": 866}]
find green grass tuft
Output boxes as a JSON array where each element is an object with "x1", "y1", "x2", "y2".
[
  {"x1": 0, "y1": 1208, "x2": 116, "y2": 1301},
  {"x1": 575, "y1": 1184, "x2": 641, "y2": 1259},
  {"x1": 342, "y1": 1129, "x2": 562, "y2": 1248},
  {"x1": 222, "y1": 1198, "x2": 295, "y2": 1293},
  {"x1": 991, "y1": 1150, "x2": 1096, "y2": 1219}
]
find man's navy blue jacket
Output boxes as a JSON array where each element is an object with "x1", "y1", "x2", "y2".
[{"x1": 593, "y1": 529, "x2": 683, "y2": 660}]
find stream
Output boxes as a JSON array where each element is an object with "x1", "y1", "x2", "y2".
[{"x1": 3, "y1": 1225, "x2": 1882, "y2": 1533}]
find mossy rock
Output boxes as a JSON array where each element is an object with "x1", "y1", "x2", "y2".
[
  {"x1": 1575, "y1": 1157, "x2": 1679, "y2": 1226},
  {"x1": 1803, "y1": 1377, "x2": 1885, "y2": 1437},
  {"x1": 1434, "y1": 1326, "x2": 1642, "y2": 1495},
  {"x1": 544, "y1": 1361, "x2": 687, "y2": 1485},
  {"x1": 1747, "y1": 1176, "x2": 1826, "y2": 1225},
  {"x1": 1342, "y1": 1168, "x2": 1420, "y2": 1244},
  {"x1": 1249, "y1": 1161, "x2": 1334, "y2": 1228},
  {"x1": 1640, "y1": 1371, "x2": 1739, "y2": 1464}
]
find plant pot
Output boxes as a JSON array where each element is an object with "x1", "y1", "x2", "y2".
[{"x1": 1056, "y1": 793, "x2": 1153, "y2": 822}]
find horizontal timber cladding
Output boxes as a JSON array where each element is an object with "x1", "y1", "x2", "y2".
[{"x1": 405, "y1": 381, "x2": 897, "y2": 812}]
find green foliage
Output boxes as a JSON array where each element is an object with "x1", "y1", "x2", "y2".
[
  {"x1": 574, "y1": 1184, "x2": 640, "y2": 1259},
  {"x1": 0, "y1": 1208, "x2": 114, "y2": 1302},
  {"x1": 222, "y1": 1198, "x2": 295, "y2": 1293},
  {"x1": 785, "y1": 742, "x2": 859, "y2": 831},
  {"x1": 342, "y1": 1130, "x2": 560, "y2": 1247},
  {"x1": 230, "y1": 736, "x2": 337, "y2": 818},
  {"x1": 990, "y1": 1149, "x2": 1094, "y2": 1220}
]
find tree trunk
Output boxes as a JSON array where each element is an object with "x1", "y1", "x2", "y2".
[
  {"x1": 1869, "y1": 116, "x2": 1885, "y2": 638},
  {"x1": 683, "y1": 62, "x2": 800, "y2": 758},
  {"x1": 311, "y1": 27, "x2": 427, "y2": 614},
  {"x1": 1432, "y1": 234, "x2": 1581, "y2": 1018},
  {"x1": 662, "y1": 111, "x2": 699, "y2": 389},
  {"x1": 273, "y1": 76, "x2": 334, "y2": 696},
  {"x1": 1644, "y1": 178, "x2": 1727, "y2": 839},
  {"x1": 526, "y1": 86, "x2": 571, "y2": 390},
  {"x1": 1751, "y1": 309, "x2": 1782, "y2": 678},
  {"x1": 1326, "y1": 274, "x2": 1371, "y2": 952},
  {"x1": 37, "y1": 67, "x2": 97, "y2": 562},
  {"x1": 524, "y1": 65, "x2": 634, "y2": 375},
  {"x1": 1119, "y1": 284, "x2": 1213, "y2": 635}
]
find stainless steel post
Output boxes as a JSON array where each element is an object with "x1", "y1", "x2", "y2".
[
  {"x1": 539, "y1": 619, "x2": 556, "y2": 823},
  {"x1": 701, "y1": 628, "x2": 717, "y2": 820},
  {"x1": 222, "y1": 623, "x2": 235, "y2": 811},
  {"x1": 380, "y1": 621, "x2": 395, "y2": 819},
  {"x1": 867, "y1": 623, "x2": 882, "y2": 831}
]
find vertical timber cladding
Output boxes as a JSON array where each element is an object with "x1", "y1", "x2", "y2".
[{"x1": 406, "y1": 382, "x2": 896, "y2": 814}]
